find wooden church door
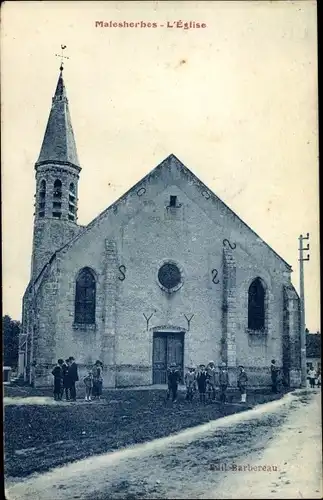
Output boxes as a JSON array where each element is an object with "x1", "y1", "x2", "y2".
[{"x1": 152, "y1": 332, "x2": 184, "y2": 384}]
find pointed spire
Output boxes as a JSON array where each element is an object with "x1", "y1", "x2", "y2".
[
  {"x1": 36, "y1": 66, "x2": 80, "y2": 169},
  {"x1": 53, "y1": 65, "x2": 67, "y2": 102}
]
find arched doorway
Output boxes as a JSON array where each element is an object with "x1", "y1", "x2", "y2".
[{"x1": 152, "y1": 330, "x2": 185, "y2": 384}]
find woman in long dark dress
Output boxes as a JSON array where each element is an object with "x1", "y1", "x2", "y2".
[
  {"x1": 52, "y1": 359, "x2": 64, "y2": 401},
  {"x1": 92, "y1": 360, "x2": 103, "y2": 400}
]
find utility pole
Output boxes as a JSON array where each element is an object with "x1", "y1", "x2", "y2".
[{"x1": 298, "y1": 233, "x2": 310, "y2": 388}]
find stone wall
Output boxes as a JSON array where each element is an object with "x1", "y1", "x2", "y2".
[{"x1": 283, "y1": 285, "x2": 301, "y2": 387}]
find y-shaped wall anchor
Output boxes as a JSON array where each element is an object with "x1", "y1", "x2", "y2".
[
  {"x1": 143, "y1": 312, "x2": 154, "y2": 331},
  {"x1": 184, "y1": 314, "x2": 194, "y2": 331}
]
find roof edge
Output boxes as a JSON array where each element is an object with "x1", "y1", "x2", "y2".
[
  {"x1": 52, "y1": 153, "x2": 292, "y2": 269},
  {"x1": 35, "y1": 159, "x2": 81, "y2": 172},
  {"x1": 33, "y1": 154, "x2": 291, "y2": 273},
  {"x1": 171, "y1": 154, "x2": 292, "y2": 269}
]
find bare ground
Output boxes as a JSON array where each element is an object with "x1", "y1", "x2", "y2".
[
  {"x1": 4, "y1": 385, "x2": 285, "y2": 479},
  {"x1": 6, "y1": 391, "x2": 321, "y2": 500}
]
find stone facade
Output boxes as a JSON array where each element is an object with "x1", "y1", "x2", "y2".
[
  {"x1": 19, "y1": 69, "x2": 301, "y2": 389},
  {"x1": 21, "y1": 154, "x2": 301, "y2": 388}
]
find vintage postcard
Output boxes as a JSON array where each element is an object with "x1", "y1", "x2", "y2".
[{"x1": 2, "y1": 1, "x2": 321, "y2": 499}]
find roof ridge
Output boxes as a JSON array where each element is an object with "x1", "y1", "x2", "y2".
[{"x1": 53, "y1": 154, "x2": 291, "y2": 269}]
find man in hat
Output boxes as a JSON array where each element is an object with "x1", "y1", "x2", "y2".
[
  {"x1": 68, "y1": 356, "x2": 79, "y2": 402},
  {"x1": 206, "y1": 360, "x2": 217, "y2": 401},
  {"x1": 167, "y1": 363, "x2": 181, "y2": 402},
  {"x1": 219, "y1": 362, "x2": 229, "y2": 403},
  {"x1": 62, "y1": 358, "x2": 71, "y2": 401},
  {"x1": 237, "y1": 365, "x2": 248, "y2": 403},
  {"x1": 196, "y1": 364, "x2": 208, "y2": 403}
]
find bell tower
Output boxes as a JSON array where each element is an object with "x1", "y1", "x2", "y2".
[{"x1": 31, "y1": 64, "x2": 82, "y2": 279}]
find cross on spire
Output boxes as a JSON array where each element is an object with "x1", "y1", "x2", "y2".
[{"x1": 55, "y1": 44, "x2": 69, "y2": 71}]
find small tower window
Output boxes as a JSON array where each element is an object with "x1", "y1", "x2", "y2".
[
  {"x1": 38, "y1": 180, "x2": 46, "y2": 217},
  {"x1": 53, "y1": 179, "x2": 62, "y2": 198},
  {"x1": 170, "y1": 195, "x2": 177, "y2": 207},
  {"x1": 165, "y1": 195, "x2": 182, "y2": 220},
  {"x1": 69, "y1": 201, "x2": 76, "y2": 221},
  {"x1": 69, "y1": 182, "x2": 76, "y2": 205},
  {"x1": 39, "y1": 180, "x2": 46, "y2": 199},
  {"x1": 53, "y1": 180, "x2": 62, "y2": 218}
]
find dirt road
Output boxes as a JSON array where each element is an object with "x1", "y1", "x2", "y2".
[
  {"x1": 4, "y1": 387, "x2": 282, "y2": 478},
  {"x1": 203, "y1": 389, "x2": 322, "y2": 499},
  {"x1": 5, "y1": 390, "x2": 322, "y2": 500}
]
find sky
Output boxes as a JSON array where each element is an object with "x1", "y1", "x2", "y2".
[{"x1": 1, "y1": 1, "x2": 319, "y2": 331}]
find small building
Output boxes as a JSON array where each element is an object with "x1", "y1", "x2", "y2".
[
  {"x1": 306, "y1": 332, "x2": 321, "y2": 373},
  {"x1": 3, "y1": 366, "x2": 12, "y2": 384}
]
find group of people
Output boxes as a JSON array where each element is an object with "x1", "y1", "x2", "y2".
[
  {"x1": 167, "y1": 361, "x2": 248, "y2": 404},
  {"x1": 52, "y1": 356, "x2": 78, "y2": 401},
  {"x1": 167, "y1": 359, "x2": 283, "y2": 404},
  {"x1": 307, "y1": 366, "x2": 321, "y2": 389},
  {"x1": 51, "y1": 357, "x2": 103, "y2": 401},
  {"x1": 52, "y1": 357, "x2": 290, "y2": 403},
  {"x1": 83, "y1": 361, "x2": 104, "y2": 401}
]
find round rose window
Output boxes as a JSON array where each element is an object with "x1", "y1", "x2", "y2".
[{"x1": 158, "y1": 262, "x2": 182, "y2": 291}]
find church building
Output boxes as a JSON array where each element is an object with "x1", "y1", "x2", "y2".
[{"x1": 19, "y1": 66, "x2": 302, "y2": 388}]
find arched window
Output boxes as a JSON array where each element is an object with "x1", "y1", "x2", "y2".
[
  {"x1": 68, "y1": 182, "x2": 76, "y2": 221},
  {"x1": 38, "y1": 180, "x2": 46, "y2": 217},
  {"x1": 74, "y1": 268, "x2": 96, "y2": 324},
  {"x1": 53, "y1": 179, "x2": 62, "y2": 198},
  {"x1": 40, "y1": 180, "x2": 46, "y2": 195},
  {"x1": 53, "y1": 179, "x2": 62, "y2": 217},
  {"x1": 248, "y1": 278, "x2": 265, "y2": 331}
]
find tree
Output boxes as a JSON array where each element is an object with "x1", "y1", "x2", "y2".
[{"x1": 2, "y1": 315, "x2": 20, "y2": 368}]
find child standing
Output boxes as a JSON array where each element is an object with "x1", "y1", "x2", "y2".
[
  {"x1": 51, "y1": 359, "x2": 64, "y2": 401},
  {"x1": 196, "y1": 364, "x2": 208, "y2": 403},
  {"x1": 308, "y1": 366, "x2": 316, "y2": 388},
  {"x1": 83, "y1": 369, "x2": 94, "y2": 401},
  {"x1": 185, "y1": 367, "x2": 196, "y2": 401},
  {"x1": 92, "y1": 360, "x2": 103, "y2": 400},
  {"x1": 237, "y1": 365, "x2": 248, "y2": 403}
]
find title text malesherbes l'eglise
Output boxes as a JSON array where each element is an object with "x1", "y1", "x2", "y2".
[{"x1": 95, "y1": 21, "x2": 207, "y2": 29}]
